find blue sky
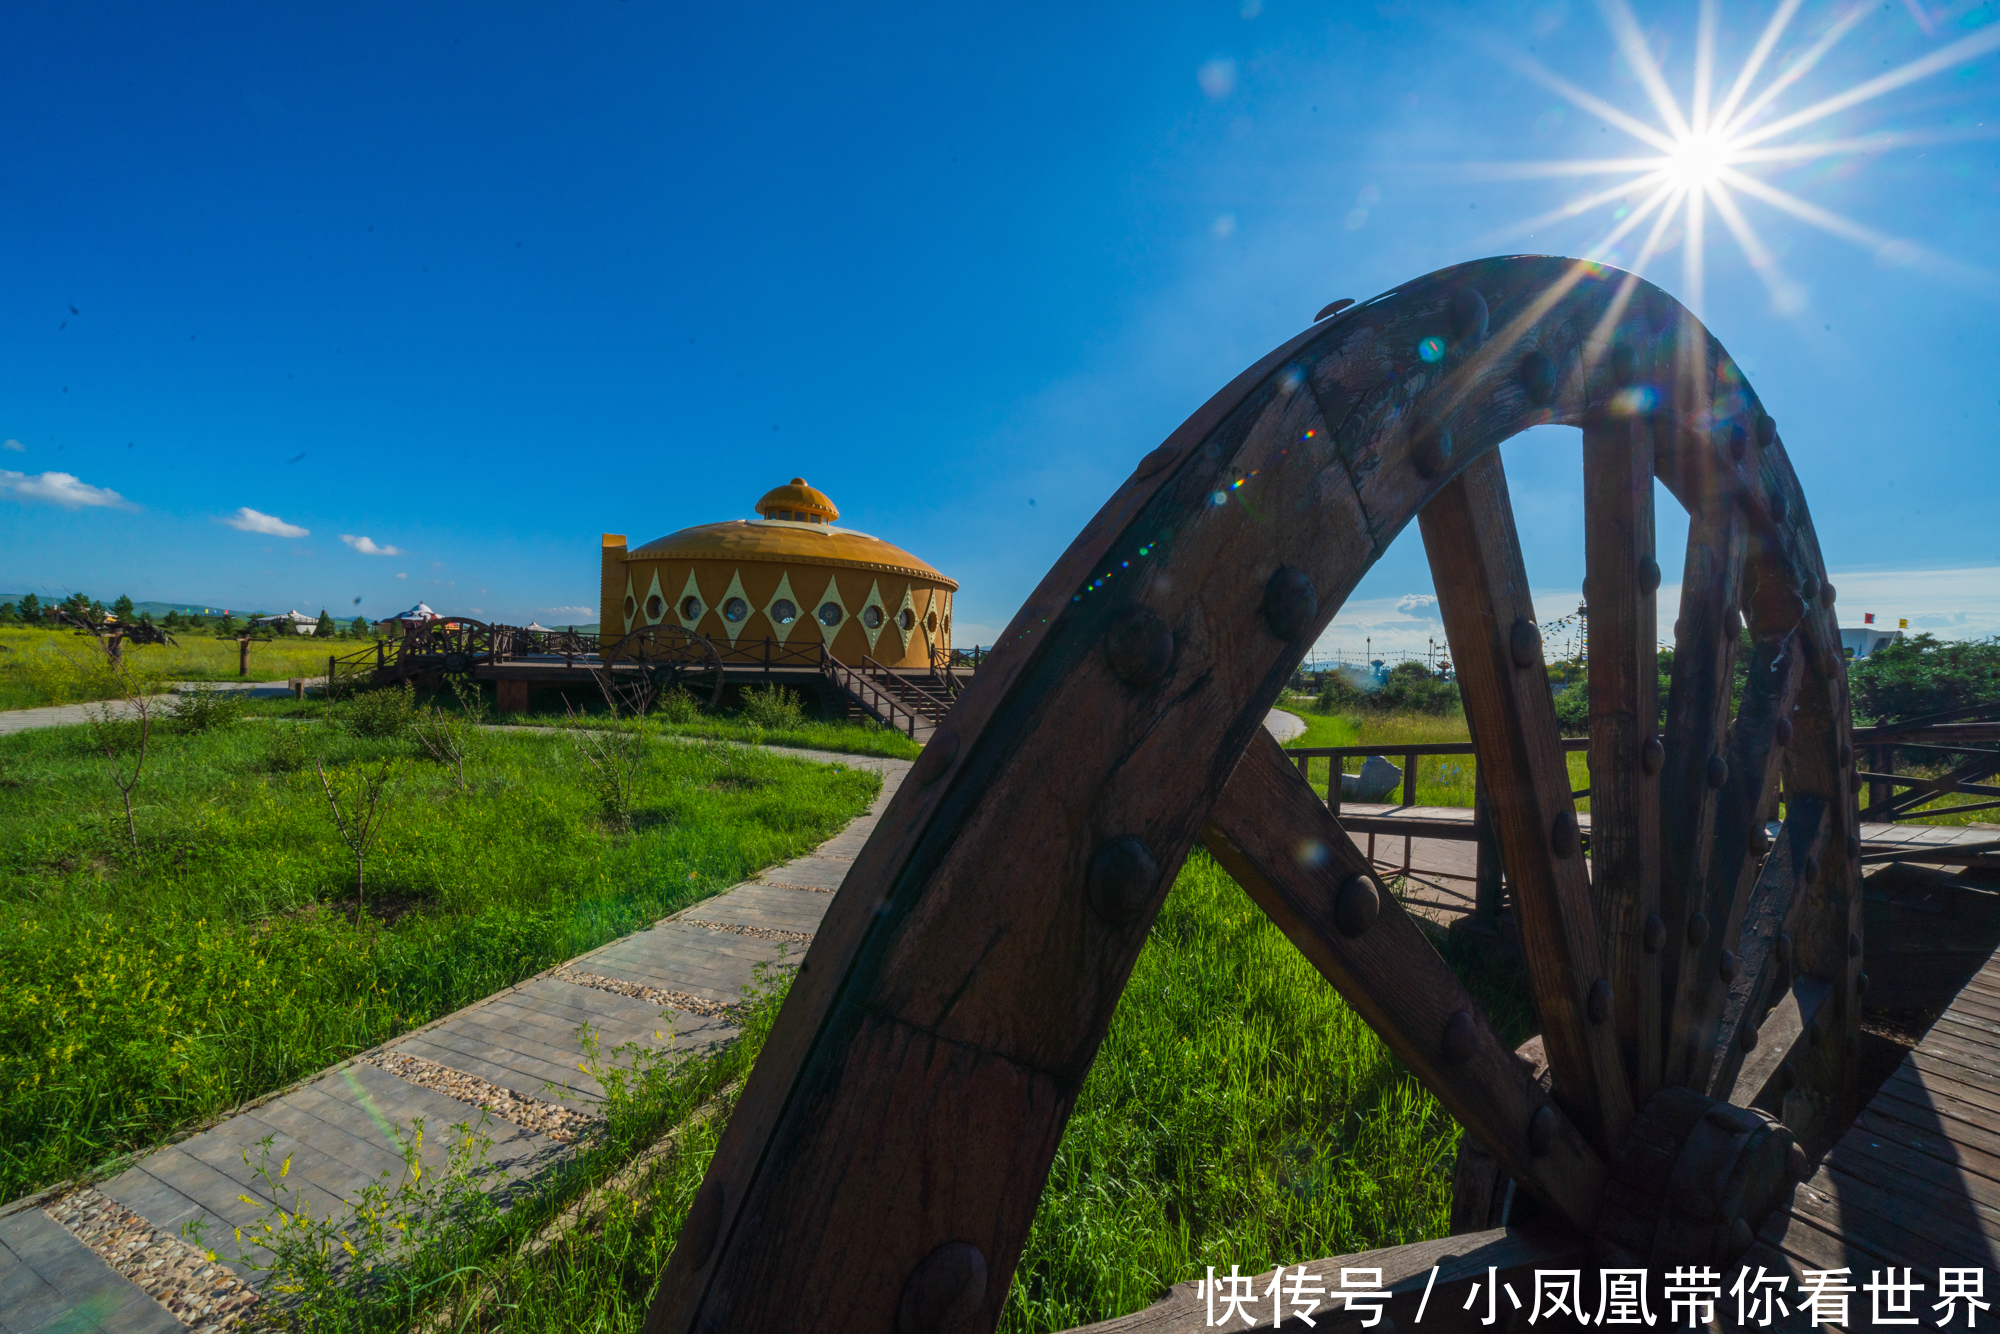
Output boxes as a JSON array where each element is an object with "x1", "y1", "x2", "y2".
[{"x1": 2, "y1": 0, "x2": 1995, "y2": 657}]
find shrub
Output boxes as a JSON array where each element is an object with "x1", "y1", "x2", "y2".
[
  {"x1": 1316, "y1": 663, "x2": 1459, "y2": 716},
  {"x1": 1850, "y1": 633, "x2": 2000, "y2": 724},
  {"x1": 660, "y1": 686, "x2": 703, "y2": 725},
  {"x1": 265, "y1": 723, "x2": 313, "y2": 773},
  {"x1": 165, "y1": 682, "x2": 245, "y2": 735},
  {"x1": 340, "y1": 682, "x2": 417, "y2": 738},
  {"x1": 740, "y1": 685, "x2": 806, "y2": 729}
]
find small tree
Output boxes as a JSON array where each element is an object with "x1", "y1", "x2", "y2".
[
  {"x1": 0, "y1": 602, "x2": 16, "y2": 624},
  {"x1": 218, "y1": 611, "x2": 237, "y2": 636},
  {"x1": 85, "y1": 662, "x2": 159, "y2": 849},
  {"x1": 162, "y1": 609, "x2": 181, "y2": 630},
  {"x1": 350, "y1": 615, "x2": 370, "y2": 638},
  {"x1": 18, "y1": 593, "x2": 41, "y2": 621},
  {"x1": 112, "y1": 594, "x2": 135, "y2": 622},
  {"x1": 314, "y1": 608, "x2": 334, "y2": 638},
  {"x1": 315, "y1": 756, "x2": 399, "y2": 924}
]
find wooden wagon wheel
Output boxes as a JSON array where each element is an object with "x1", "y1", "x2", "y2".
[
  {"x1": 642, "y1": 255, "x2": 1862, "y2": 1333},
  {"x1": 609, "y1": 623, "x2": 727, "y2": 709}
]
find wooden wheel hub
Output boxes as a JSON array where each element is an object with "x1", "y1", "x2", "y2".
[
  {"x1": 1598, "y1": 1088, "x2": 1810, "y2": 1266},
  {"x1": 642, "y1": 256, "x2": 1863, "y2": 1332}
]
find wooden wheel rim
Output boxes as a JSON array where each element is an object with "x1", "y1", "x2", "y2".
[{"x1": 646, "y1": 255, "x2": 1861, "y2": 1333}]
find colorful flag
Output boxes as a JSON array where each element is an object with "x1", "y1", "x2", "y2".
[
  {"x1": 1899, "y1": 618, "x2": 1909, "y2": 629},
  {"x1": 1864, "y1": 613, "x2": 1875, "y2": 624}
]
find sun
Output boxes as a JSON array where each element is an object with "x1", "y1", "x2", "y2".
[
  {"x1": 1466, "y1": 0, "x2": 2000, "y2": 317},
  {"x1": 1663, "y1": 130, "x2": 1734, "y2": 192}
]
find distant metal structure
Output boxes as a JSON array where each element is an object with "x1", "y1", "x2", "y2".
[{"x1": 640, "y1": 255, "x2": 1870, "y2": 1332}]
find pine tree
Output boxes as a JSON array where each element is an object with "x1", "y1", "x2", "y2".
[
  {"x1": 351, "y1": 615, "x2": 369, "y2": 637},
  {"x1": 17, "y1": 594, "x2": 40, "y2": 621},
  {"x1": 112, "y1": 594, "x2": 136, "y2": 622},
  {"x1": 163, "y1": 610, "x2": 182, "y2": 630},
  {"x1": 315, "y1": 608, "x2": 334, "y2": 638}
]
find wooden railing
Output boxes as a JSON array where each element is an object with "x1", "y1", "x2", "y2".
[
  {"x1": 1285, "y1": 737, "x2": 1587, "y2": 933},
  {"x1": 818, "y1": 651, "x2": 930, "y2": 738},
  {"x1": 1852, "y1": 700, "x2": 2000, "y2": 823}
]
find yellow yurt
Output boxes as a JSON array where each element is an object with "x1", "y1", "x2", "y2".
[{"x1": 600, "y1": 479, "x2": 957, "y2": 669}]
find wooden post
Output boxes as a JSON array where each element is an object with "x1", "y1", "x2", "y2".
[
  {"x1": 1421, "y1": 450, "x2": 1633, "y2": 1151},
  {"x1": 1403, "y1": 750, "x2": 1419, "y2": 808},
  {"x1": 496, "y1": 679, "x2": 530, "y2": 714},
  {"x1": 1472, "y1": 768, "x2": 1504, "y2": 930},
  {"x1": 239, "y1": 635, "x2": 250, "y2": 677},
  {"x1": 1582, "y1": 411, "x2": 1662, "y2": 1103},
  {"x1": 1869, "y1": 744, "x2": 1892, "y2": 816}
]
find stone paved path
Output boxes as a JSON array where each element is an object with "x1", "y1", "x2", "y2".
[
  {"x1": 0, "y1": 739, "x2": 909, "y2": 1333},
  {"x1": 0, "y1": 680, "x2": 326, "y2": 737}
]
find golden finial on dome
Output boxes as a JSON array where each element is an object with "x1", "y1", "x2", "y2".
[{"x1": 755, "y1": 478, "x2": 840, "y2": 524}]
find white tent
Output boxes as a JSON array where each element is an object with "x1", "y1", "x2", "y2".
[
  {"x1": 249, "y1": 608, "x2": 318, "y2": 631},
  {"x1": 383, "y1": 602, "x2": 439, "y2": 623},
  {"x1": 524, "y1": 621, "x2": 551, "y2": 632}
]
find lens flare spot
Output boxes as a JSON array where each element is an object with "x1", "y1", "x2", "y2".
[
  {"x1": 1418, "y1": 336, "x2": 1447, "y2": 363},
  {"x1": 1294, "y1": 839, "x2": 1328, "y2": 869}
]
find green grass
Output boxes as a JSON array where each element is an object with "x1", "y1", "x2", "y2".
[
  {"x1": 1280, "y1": 707, "x2": 1591, "y2": 812},
  {"x1": 0, "y1": 627, "x2": 346, "y2": 710},
  {"x1": 507, "y1": 700, "x2": 923, "y2": 761},
  {"x1": 0, "y1": 713, "x2": 879, "y2": 1201},
  {"x1": 254, "y1": 851, "x2": 1529, "y2": 1332}
]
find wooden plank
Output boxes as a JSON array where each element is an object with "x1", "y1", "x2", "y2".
[
  {"x1": 1706, "y1": 798, "x2": 1827, "y2": 1101},
  {"x1": 1581, "y1": 411, "x2": 1661, "y2": 1101},
  {"x1": 1655, "y1": 491, "x2": 1747, "y2": 1086},
  {"x1": 1855, "y1": 1103, "x2": 2000, "y2": 1183},
  {"x1": 1202, "y1": 733, "x2": 1606, "y2": 1230},
  {"x1": 1786, "y1": 1170, "x2": 1996, "y2": 1275},
  {"x1": 1719, "y1": 974, "x2": 1830, "y2": 1114},
  {"x1": 1420, "y1": 451, "x2": 1632, "y2": 1149},
  {"x1": 1671, "y1": 636, "x2": 1809, "y2": 1093}
]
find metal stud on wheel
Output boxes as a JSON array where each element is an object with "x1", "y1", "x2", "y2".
[{"x1": 641, "y1": 256, "x2": 1863, "y2": 1333}]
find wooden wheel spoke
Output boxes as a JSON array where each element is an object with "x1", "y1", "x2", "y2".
[
  {"x1": 1665, "y1": 631, "x2": 1807, "y2": 1091},
  {"x1": 1420, "y1": 451, "x2": 1634, "y2": 1150},
  {"x1": 1203, "y1": 733, "x2": 1607, "y2": 1231},
  {"x1": 1582, "y1": 412, "x2": 1662, "y2": 1102},
  {"x1": 1709, "y1": 794, "x2": 1832, "y2": 1105},
  {"x1": 1657, "y1": 493, "x2": 1748, "y2": 1072}
]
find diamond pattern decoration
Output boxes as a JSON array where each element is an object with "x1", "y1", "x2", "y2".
[
  {"x1": 643, "y1": 569, "x2": 667, "y2": 626},
  {"x1": 717, "y1": 569, "x2": 752, "y2": 647},
  {"x1": 858, "y1": 579, "x2": 887, "y2": 655},
  {"x1": 677, "y1": 570, "x2": 708, "y2": 634},
  {"x1": 762, "y1": 572, "x2": 802, "y2": 645},
  {"x1": 811, "y1": 575, "x2": 849, "y2": 651},
  {"x1": 892, "y1": 583, "x2": 917, "y2": 659}
]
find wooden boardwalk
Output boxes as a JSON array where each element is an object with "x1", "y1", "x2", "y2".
[
  {"x1": 1754, "y1": 946, "x2": 2000, "y2": 1317},
  {"x1": 0, "y1": 743, "x2": 909, "y2": 1334}
]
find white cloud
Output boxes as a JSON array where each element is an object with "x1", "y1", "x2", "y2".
[
  {"x1": 0, "y1": 469, "x2": 133, "y2": 510},
  {"x1": 342, "y1": 534, "x2": 404, "y2": 556},
  {"x1": 542, "y1": 605, "x2": 595, "y2": 617},
  {"x1": 2, "y1": 439, "x2": 24, "y2": 452},
  {"x1": 1396, "y1": 593, "x2": 1438, "y2": 614},
  {"x1": 395, "y1": 571, "x2": 408, "y2": 579},
  {"x1": 223, "y1": 506, "x2": 309, "y2": 538}
]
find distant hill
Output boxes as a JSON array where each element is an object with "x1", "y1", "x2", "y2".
[{"x1": 2, "y1": 596, "x2": 274, "y2": 619}]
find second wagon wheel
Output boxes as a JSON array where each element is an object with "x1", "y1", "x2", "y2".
[{"x1": 642, "y1": 255, "x2": 1863, "y2": 1334}]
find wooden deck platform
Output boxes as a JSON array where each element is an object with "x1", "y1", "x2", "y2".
[{"x1": 1754, "y1": 946, "x2": 2000, "y2": 1317}]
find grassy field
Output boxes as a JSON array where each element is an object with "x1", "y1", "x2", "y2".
[
  {"x1": 1279, "y1": 706, "x2": 1592, "y2": 811},
  {"x1": 1279, "y1": 700, "x2": 1994, "y2": 828},
  {"x1": 0, "y1": 708, "x2": 878, "y2": 1200},
  {"x1": 503, "y1": 692, "x2": 923, "y2": 761},
  {"x1": 226, "y1": 850, "x2": 1529, "y2": 1332},
  {"x1": 0, "y1": 627, "x2": 344, "y2": 710}
]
